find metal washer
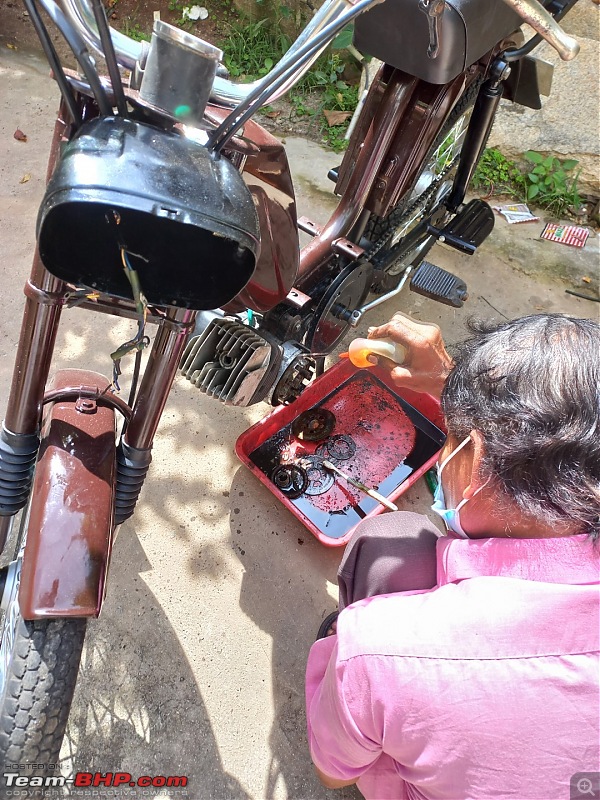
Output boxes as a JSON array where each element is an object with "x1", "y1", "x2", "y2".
[
  {"x1": 297, "y1": 455, "x2": 335, "y2": 496},
  {"x1": 316, "y1": 434, "x2": 357, "y2": 462}
]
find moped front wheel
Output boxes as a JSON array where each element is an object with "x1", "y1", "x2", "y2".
[{"x1": 0, "y1": 556, "x2": 86, "y2": 773}]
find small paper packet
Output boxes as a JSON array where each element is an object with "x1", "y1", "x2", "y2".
[
  {"x1": 540, "y1": 223, "x2": 590, "y2": 249},
  {"x1": 492, "y1": 203, "x2": 539, "y2": 224}
]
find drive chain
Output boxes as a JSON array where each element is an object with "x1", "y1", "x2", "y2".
[{"x1": 364, "y1": 158, "x2": 457, "y2": 264}]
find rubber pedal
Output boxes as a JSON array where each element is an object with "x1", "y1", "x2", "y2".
[
  {"x1": 410, "y1": 261, "x2": 468, "y2": 308},
  {"x1": 328, "y1": 165, "x2": 341, "y2": 183},
  {"x1": 430, "y1": 199, "x2": 495, "y2": 255}
]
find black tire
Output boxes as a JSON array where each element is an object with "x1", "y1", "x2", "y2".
[
  {"x1": 0, "y1": 602, "x2": 86, "y2": 773},
  {"x1": 365, "y1": 79, "x2": 485, "y2": 293}
]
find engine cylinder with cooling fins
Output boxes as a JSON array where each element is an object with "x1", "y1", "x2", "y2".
[
  {"x1": 180, "y1": 319, "x2": 282, "y2": 406},
  {"x1": 180, "y1": 318, "x2": 315, "y2": 406}
]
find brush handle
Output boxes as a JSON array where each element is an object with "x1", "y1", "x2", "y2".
[
  {"x1": 365, "y1": 488, "x2": 398, "y2": 512},
  {"x1": 322, "y1": 460, "x2": 398, "y2": 511}
]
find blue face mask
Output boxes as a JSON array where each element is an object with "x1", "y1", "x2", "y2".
[{"x1": 431, "y1": 436, "x2": 473, "y2": 538}]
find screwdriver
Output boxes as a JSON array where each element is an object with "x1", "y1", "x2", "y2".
[{"x1": 322, "y1": 460, "x2": 398, "y2": 512}]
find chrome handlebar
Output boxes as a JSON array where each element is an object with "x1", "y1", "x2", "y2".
[
  {"x1": 500, "y1": 0, "x2": 580, "y2": 60},
  {"x1": 59, "y1": 0, "x2": 579, "y2": 112},
  {"x1": 60, "y1": 0, "x2": 369, "y2": 107}
]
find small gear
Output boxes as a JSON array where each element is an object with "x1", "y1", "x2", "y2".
[
  {"x1": 291, "y1": 408, "x2": 336, "y2": 442},
  {"x1": 316, "y1": 434, "x2": 357, "y2": 462},
  {"x1": 271, "y1": 464, "x2": 309, "y2": 499},
  {"x1": 296, "y1": 455, "x2": 335, "y2": 496}
]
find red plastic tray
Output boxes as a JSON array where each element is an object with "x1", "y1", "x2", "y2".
[{"x1": 235, "y1": 359, "x2": 446, "y2": 547}]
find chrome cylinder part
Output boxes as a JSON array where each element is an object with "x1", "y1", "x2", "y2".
[
  {"x1": 139, "y1": 21, "x2": 222, "y2": 125},
  {"x1": 180, "y1": 318, "x2": 282, "y2": 407},
  {"x1": 60, "y1": 0, "x2": 374, "y2": 106}
]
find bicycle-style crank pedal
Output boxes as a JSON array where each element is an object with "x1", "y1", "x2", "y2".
[
  {"x1": 427, "y1": 199, "x2": 495, "y2": 255},
  {"x1": 409, "y1": 261, "x2": 468, "y2": 308}
]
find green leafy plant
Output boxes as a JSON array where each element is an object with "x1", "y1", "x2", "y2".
[
  {"x1": 321, "y1": 124, "x2": 350, "y2": 153},
  {"x1": 522, "y1": 151, "x2": 581, "y2": 216},
  {"x1": 220, "y1": 13, "x2": 359, "y2": 151},
  {"x1": 220, "y1": 11, "x2": 291, "y2": 79},
  {"x1": 121, "y1": 18, "x2": 150, "y2": 42},
  {"x1": 288, "y1": 52, "x2": 358, "y2": 151},
  {"x1": 472, "y1": 148, "x2": 525, "y2": 197},
  {"x1": 473, "y1": 148, "x2": 583, "y2": 217}
]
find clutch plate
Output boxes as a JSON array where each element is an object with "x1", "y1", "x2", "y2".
[
  {"x1": 316, "y1": 434, "x2": 357, "y2": 462},
  {"x1": 271, "y1": 464, "x2": 309, "y2": 499},
  {"x1": 291, "y1": 408, "x2": 336, "y2": 442},
  {"x1": 296, "y1": 455, "x2": 335, "y2": 496}
]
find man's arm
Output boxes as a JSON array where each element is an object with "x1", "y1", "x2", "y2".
[{"x1": 306, "y1": 637, "x2": 380, "y2": 790}]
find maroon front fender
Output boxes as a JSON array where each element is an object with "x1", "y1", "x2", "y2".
[{"x1": 19, "y1": 370, "x2": 116, "y2": 620}]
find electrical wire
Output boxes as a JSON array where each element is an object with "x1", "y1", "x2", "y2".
[
  {"x1": 22, "y1": 0, "x2": 82, "y2": 125},
  {"x1": 35, "y1": 0, "x2": 112, "y2": 115},
  {"x1": 110, "y1": 248, "x2": 150, "y2": 391},
  {"x1": 90, "y1": 0, "x2": 128, "y2": 116}
]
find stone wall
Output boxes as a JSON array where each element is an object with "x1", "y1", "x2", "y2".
[
  {"x1": 232, "y1": 0, "x2": 599, "y2": 192},
  {"x1": 489, "y1": 1, "x2": 600, "y2": 193}
]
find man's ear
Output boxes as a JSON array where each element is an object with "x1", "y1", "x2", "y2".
[{"x1": 463, "y1": 429, "x2": 486, "y2": 499}]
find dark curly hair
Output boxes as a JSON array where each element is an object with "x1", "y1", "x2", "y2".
[{"x1": 441, "y1": 314, "x2": 600, "y2": 539}]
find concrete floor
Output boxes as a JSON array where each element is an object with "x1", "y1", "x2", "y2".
[{"x1": 1, "y1": 45, "x2": 598, "y2": 800}]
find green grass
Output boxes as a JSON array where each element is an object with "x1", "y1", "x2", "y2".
[
  {"x1": 220, "y1": 14, "x2": 291, "y2": 79},
  {"x1": 473, "y1": 148, "x2": 525, "y2": 197},
  {"x1": 121, "y1": 18, "x2": 150, "y2": 42},
  {"x1": 218, "y1": 15, "x2": 359, "y2": 152}
]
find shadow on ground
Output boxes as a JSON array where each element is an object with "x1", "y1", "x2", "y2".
[
  {"x1": 230, "y1": 465, "x2": 363, "y2": 800},
  {"x1": 61, "y1": 524, "x2": 251, "y2": 799}
]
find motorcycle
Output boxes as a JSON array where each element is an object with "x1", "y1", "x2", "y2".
[{"x1": 0, "y1": 0, "x2": 580, "y2": 771}]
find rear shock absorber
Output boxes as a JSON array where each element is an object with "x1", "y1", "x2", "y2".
[
  {"x1": 447, "y1": 59, "x2": 512, "y2": 212},
  {"x1": 0, "y1": 425, "x2": 40, "y2": 517}
]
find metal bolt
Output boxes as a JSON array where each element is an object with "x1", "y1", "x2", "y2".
[
  {"x1": 76, "y1": 397, "x2": 97, "y2": 414},
  {"x1": 349, "y1": 309, "x2": 362, "y2": 328}
]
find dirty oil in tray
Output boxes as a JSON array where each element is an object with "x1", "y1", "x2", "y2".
[{"x1": 249, "y1": 373, "x2": 445, "y2": 540}]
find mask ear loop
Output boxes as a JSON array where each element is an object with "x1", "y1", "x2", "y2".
[
  {"x1": 438, "y1": 435, "x2": 472, "y2": 477},
  {"x1": 455, "y1": 476, "x2": 491, "y2": 514}
]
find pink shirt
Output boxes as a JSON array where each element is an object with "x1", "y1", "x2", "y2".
[{"x1": 306, "y1": 534, "x2": 600, "y2": 799}]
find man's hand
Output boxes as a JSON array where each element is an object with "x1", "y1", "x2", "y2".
[{"x1": 367, "y1": 312, "x2": 453, "y2": 398}]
